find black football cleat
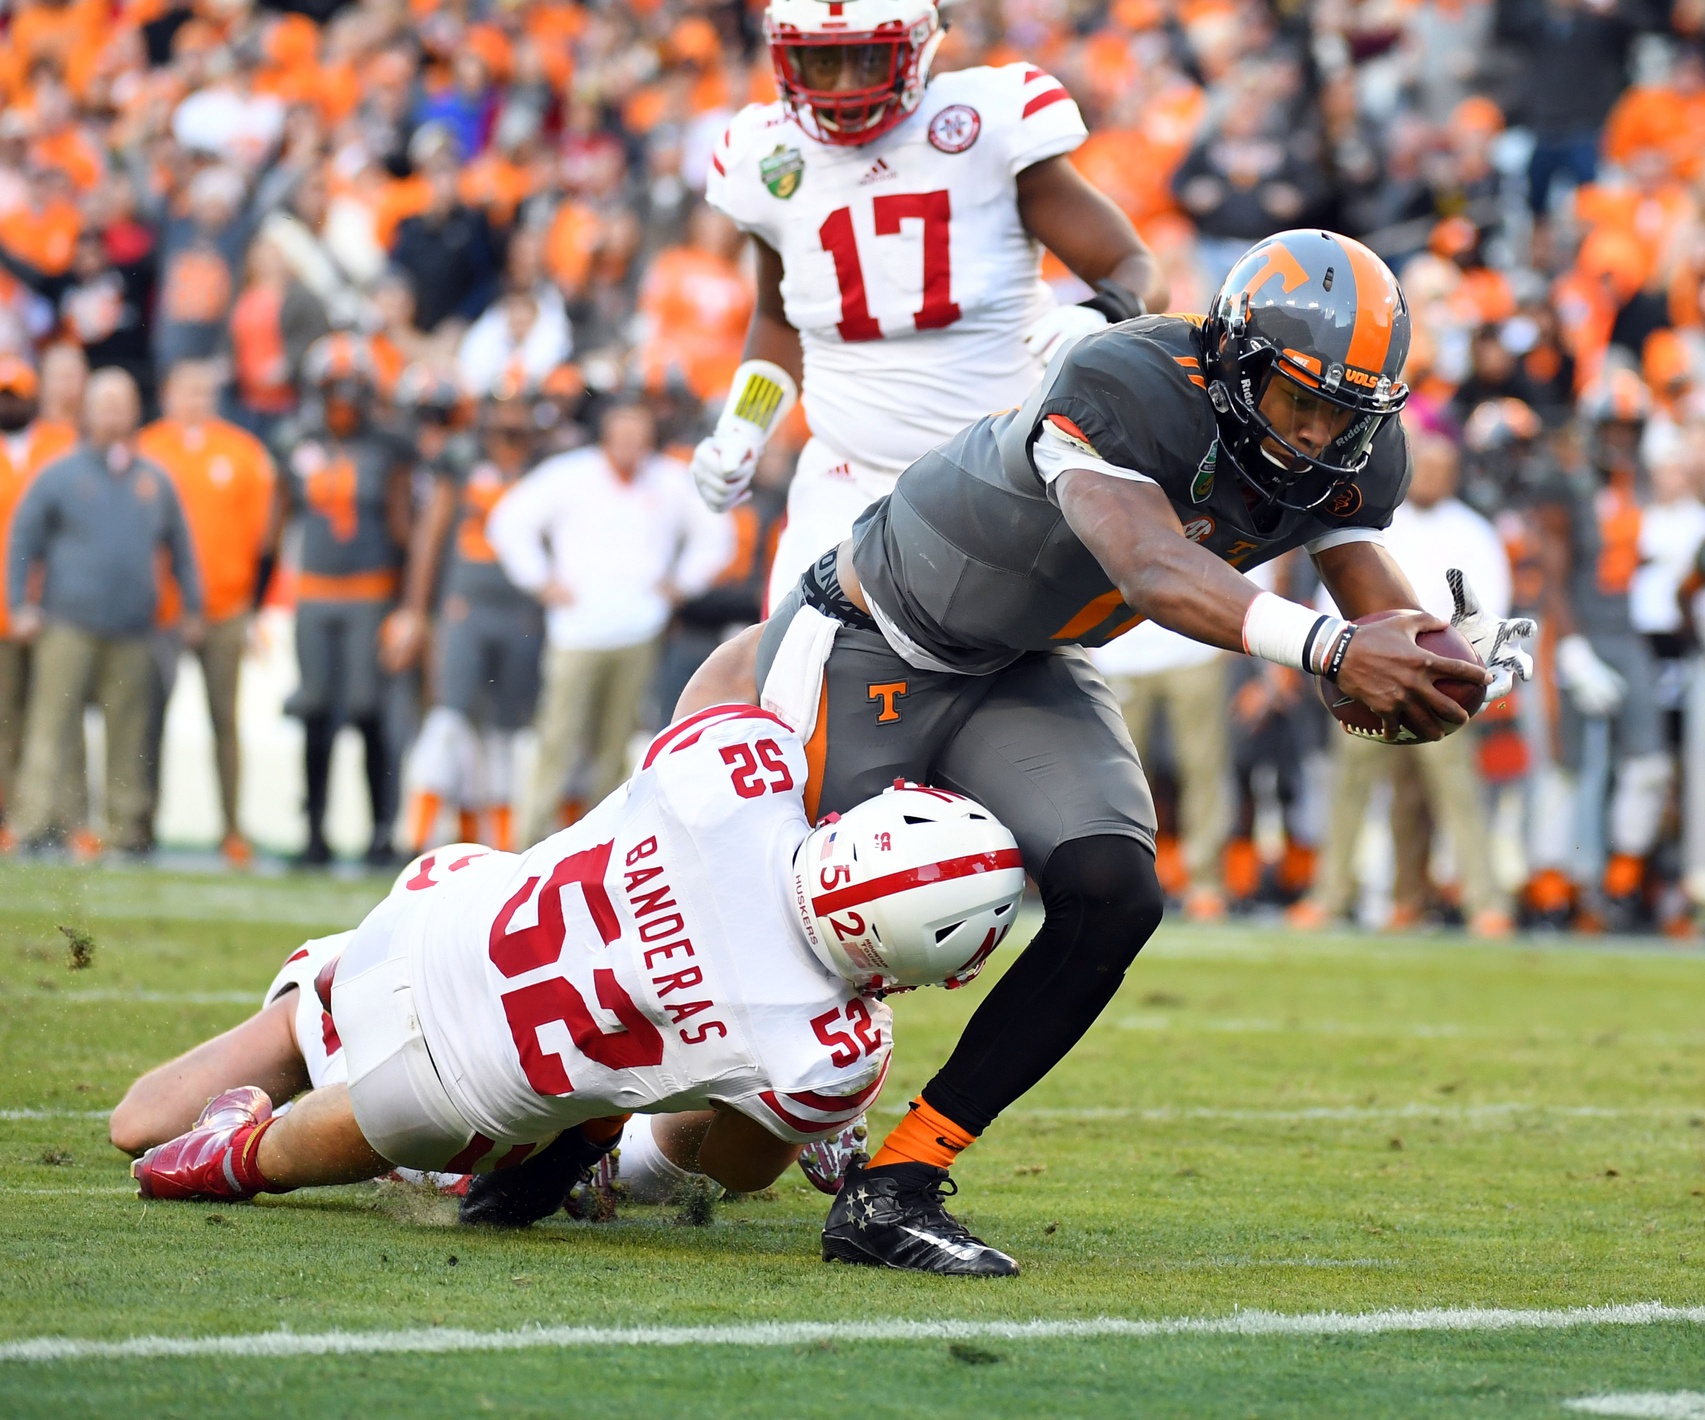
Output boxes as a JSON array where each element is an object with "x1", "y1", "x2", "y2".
[
  {"x1": 457, "y1": 1127, "x2": 618, "y2": 1228},
  {"x1": 822, "y1": 1157, "x2": 1019, "y2": 1276}
]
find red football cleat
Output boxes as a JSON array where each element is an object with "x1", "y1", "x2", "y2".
[{"x1": 132, "y1": 1086, "x2": 276, "y2": 1201}]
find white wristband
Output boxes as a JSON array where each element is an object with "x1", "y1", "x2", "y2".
[
  {"x1": 716, "y1": 359, "x2": 799, "y2": 442},
  {"x1": 1241, "y1": 591, "x2": 1348, "y2": 675}
]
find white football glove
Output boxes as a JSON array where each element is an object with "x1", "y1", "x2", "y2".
[
  {"x1": 690, "y1": 425, "x2": 763, "y2": 513},
  {"x1": 1023, "y1": 304, "x2": 1110, "y2": 365},
  {"x1": 1446, "y1": 568, "x2": 1536, "y2": 705},
  {"x1": 1555, "y1": 632, "x2": 1627, "y2": 718}
]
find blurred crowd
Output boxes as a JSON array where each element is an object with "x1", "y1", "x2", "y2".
[{"x1": 0, "y1": 0, "x2": 1703, "y2": 935}]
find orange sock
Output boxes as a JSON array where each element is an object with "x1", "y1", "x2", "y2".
[
  {"x1": 457, "y1": 808, "x2": 479, "y2": 843},
  {"x1": 581, "y1": 1113, "x2": 630, "y2": 1146},
  {"x1": 407, "y1": 791, "x2": 442, "y2": 852},
  {"x1": 869, "y1": 1096, "x2": 978, "y2": 1171},
  {"x1": 487, "y1": 805, "x2": 513, "y2": 853}
]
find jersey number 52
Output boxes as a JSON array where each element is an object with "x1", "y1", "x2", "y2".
[{"x1": 488, "y1": 840, "x2": 665, "y2": 1094}]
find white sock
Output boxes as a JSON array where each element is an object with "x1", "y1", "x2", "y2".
[{"x1": 617, "y1": 1116, "x2": 698, "y2": 1203}]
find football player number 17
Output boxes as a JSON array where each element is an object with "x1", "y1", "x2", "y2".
[{"x1": 820, "y1": 190, "x2": 962, "y2": 342}]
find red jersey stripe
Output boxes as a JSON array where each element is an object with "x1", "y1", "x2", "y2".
[
  {"x1": 640, "y1": 704, "x2": 791, "y2": 769},
  {"x1": 711, "y1": 153, "x2": 725, "y2": 176},
  {"x1": 1022, "y1": 87, "x2": 1071, "y2": 119},
  {"x1": 811, "y1": 849, "x2": 1024, "y2": 916},
  {"x1": 757, "y1": 1090, "x2": 856, "y2": 1136},
  {"x1": 783, "y1": 1072, "x2": 887, "y2": 1115}
]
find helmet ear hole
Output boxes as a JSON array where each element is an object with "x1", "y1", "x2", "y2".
[
  {"x1": 994, "y1": 901, "x2": 1014, "y2": 915},
  {"x1": 933, "y1": 921, "x2": 965, "y2": 943}
]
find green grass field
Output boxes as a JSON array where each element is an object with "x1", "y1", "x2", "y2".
[{"x1": 0, "y1": 861, "x2": 1701, "y2": 1418}]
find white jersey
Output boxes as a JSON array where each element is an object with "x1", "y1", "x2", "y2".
[
  {"x1": 263, "y1": 845, "x2": 498, "y2": 1091},
  {"x1": 708, "y1": 64, "x2": 1087, "y2": 476},
  {"x1": 263, "y1": 932, "x2": 351, "y2": 1090},
  {"x1": 401, "y1": 706, "x2": 893, "y2": 1147}
]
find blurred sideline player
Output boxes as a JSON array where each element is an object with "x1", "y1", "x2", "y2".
[
  {"x1": 389, "y1": 382, "x2": 545, "y2": 854},
  {"x1": 1530, "y1": 369, "x2": 1669, "y2": 930},
  {"x1": 123, "y1": 710, "x2": 1025, "y2": 1243},
  {"x1": 692, "y1": 0, "x2": 1167, "y2": 606},
  {"x1": 0, "y1": 355, "x2": 75, "y2": 850},
  {"x1": 663, "y1": 232, "x2": 1533, "y2": 1274},
  {"x1": 271, "y1": 334, "x2": 416, "y2": 867}
]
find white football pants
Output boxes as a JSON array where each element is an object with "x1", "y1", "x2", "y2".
[{"x1": 765, "y1": 437, "x2": 901, "y2": 613}]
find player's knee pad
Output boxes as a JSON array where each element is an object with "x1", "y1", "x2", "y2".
[
  {"x1": 1038, "y1": 834, "x2": 1165, "y2": 977},
  {"x1": 411, "y1": 707, "x2": 477, "y2": 800},
  {"x1": 1610, "y1": 752, "x2": 1672, "y2": 858}
]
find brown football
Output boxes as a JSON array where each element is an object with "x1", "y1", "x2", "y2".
[{"x1": 1317, "y1": 610, "x2": 1485, "y2": 743}]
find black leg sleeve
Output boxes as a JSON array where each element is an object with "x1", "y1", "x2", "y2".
[
  {"x1": 356, "y1": 715, "x2": 396, "y2": 839},
  {"x1": 302, "y1": 713, "x2": 336, "y2": 844},
  {"x1": 920, "y1": 834, "x2": 1164, "y2": 1138}
]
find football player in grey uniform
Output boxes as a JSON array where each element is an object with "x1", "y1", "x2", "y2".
[
  {"x1": 389, "y1": 388, "x2": 546, "y2": 855},
  {"x1": 499, "y1": 231, "x2": 1531, "y2": 1274}
]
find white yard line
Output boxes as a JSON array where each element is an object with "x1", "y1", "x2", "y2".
[
  {"x1": 0, "y1": 1302, "x2": 1699, "y2": 1365},
  {"x1": 0, "y1": 991, "x2": 255, "y2": 1004},
  {"x1": 1566, "y1": 1394, "x2": 1705, "y2": 1419},
  {"x1": 0, "y1": 1108, "x2": 111, "y2": 1120}
]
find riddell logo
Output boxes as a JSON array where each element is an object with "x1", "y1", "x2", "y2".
[{"x1": 859, "y1": 156, "x2": 897, "y2": 186}]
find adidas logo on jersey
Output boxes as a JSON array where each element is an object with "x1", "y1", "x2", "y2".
[{"x1": 858, "y1": 156, "x2": 898, "y2": 186}]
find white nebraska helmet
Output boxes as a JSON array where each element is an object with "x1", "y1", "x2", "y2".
[
  {"x1": 391, "y1": 842, "x2": 495, "y2": 897},
  {"x1": 792, "y1": 782, "x2": 1026, "y2": 992},
  {"x1": 765, "y1": 0, "x2": 943, "y2": 147}
]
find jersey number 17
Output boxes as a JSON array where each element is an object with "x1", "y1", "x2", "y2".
[{"x1": 821, "y1": 190, "x2": 962, "y2": 342}]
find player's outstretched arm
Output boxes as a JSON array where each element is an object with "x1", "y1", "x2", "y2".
[
  {"x1": 1055, "y1": 470, "x2": 1483, "y2": 741},
  {"x1": 110, "y1": 994, "x2": 309, "y2": 1156},
  {"x1": 1015, "y1": 157, "x2": 1168, "y2": 315},
  {"x1": 742, "y1": 241, "x2": 802, "y2": 385}
]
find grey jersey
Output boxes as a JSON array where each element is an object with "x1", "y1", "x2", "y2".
[
  {"x1": 285, "y1": 425, "x2": 413, "y2": 582},
  {"x1": 852, "y1": 315, "x2": 1412, "y2": 676},
  {"x1": 1562, "y1": 470, "x2": 1637, "y2": 640},
  {"x1": 440, "y1": 456, "x2": 532, "y2": 610}
]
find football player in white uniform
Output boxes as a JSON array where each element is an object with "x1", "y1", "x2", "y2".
[
  {"x1": 128, "y1": 707, "x2": 1026, "y2": 1259},
  {"x1": 109, "y1": 846, "x2": 499, "y2": 1191},
  {"x1": 693, "y1": 0, "x2": 1167, "y2": 607}
]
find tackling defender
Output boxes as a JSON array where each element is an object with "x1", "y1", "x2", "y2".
[
  {"x1": 124, "y1": 708, "x2": 1025, "y2": 1235},
  {"x1": 693, "y1": 0, "x2": 1167, "y2": 606},
  {"x1": 667, "y1": 231, "x2": 1535, "y2": 1274}
]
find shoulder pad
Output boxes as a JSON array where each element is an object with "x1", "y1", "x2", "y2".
[{"x1": 1005, "y1": 318, "x2": 1215, "y2": 480}]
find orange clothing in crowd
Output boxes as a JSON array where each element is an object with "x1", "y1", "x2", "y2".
[
  {"x1": 1602, "y1": 83, "x2": 1705, "y2": 179},
  {"x1": 545, "y1": 199, "x2": 599, "y2": 295},
  {"x1": 1574, "y1": 182, "x2": 1696, "y2": 276},
  {"x1": 228, "y1": 283, "x2": 296, "y2": 415},
  {"x1": 0, "y1": 197, "x2": 81, "y2": 276},
  {"x1": 139, "y1": 418, "x2": 276, "y2": 624},
  {"x1": 31, "y1": 124, "x2": 104, "y2": 192},
  {"x1": 636, "y1": 245, "x2": 753, "y2": 401},
  {"x1": 0, "y1": 419, "x2": 77, "y2": 635}
]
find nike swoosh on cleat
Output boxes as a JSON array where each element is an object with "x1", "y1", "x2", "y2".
[{"x1": 898, "y1": 1225, "x2": 986, "y2": 1262}]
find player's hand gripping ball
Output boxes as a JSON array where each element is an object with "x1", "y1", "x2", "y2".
[{"x1": 1318, "y1": 610, "x2": 1485, "y2": 742}]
